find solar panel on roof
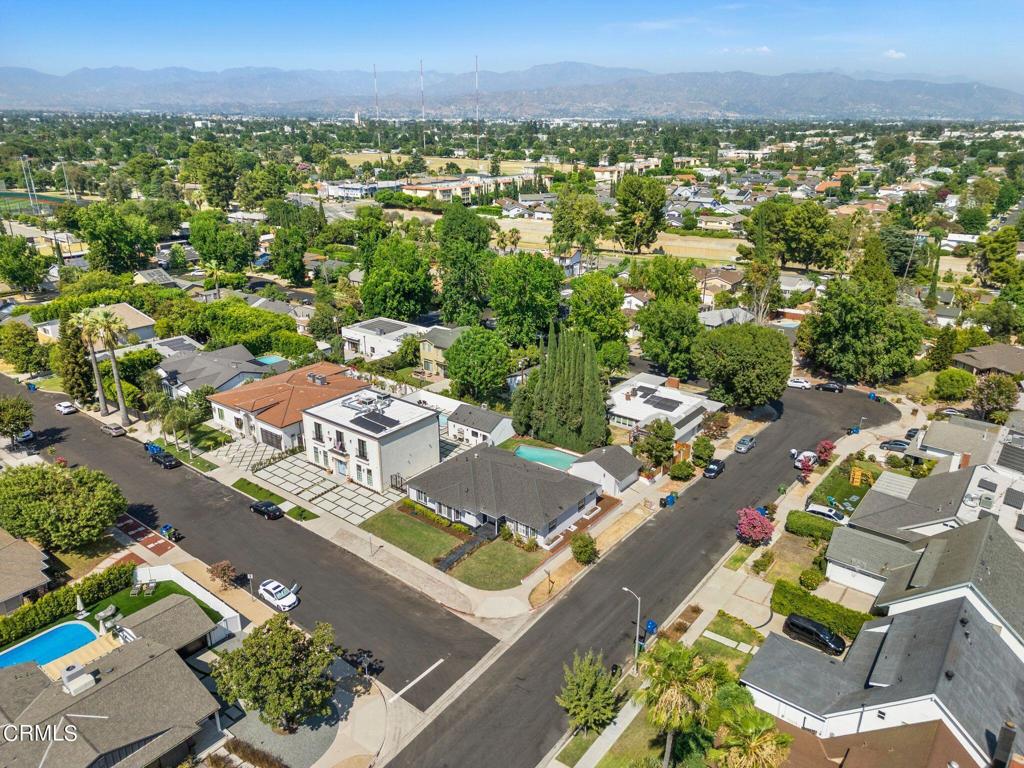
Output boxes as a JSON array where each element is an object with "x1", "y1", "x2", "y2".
[
  {"x1": 646, "y1": 395, "x2": 682, "y2": 412},
  {"x1": 978, "y1": 478, "x2": 998, "y2": 493},
  {"x1": 1006, "y1": 488, "x2": 1024, "y2": 509},
  {"x1": 351, "y1": 415, "x2": 386, "y2": 434},
  {"x1": 635, "y1": 386, "x2": 656, "y2": 397},
  {"x1": 365, "y1": 411, "x2": 399, "y2": 429}
]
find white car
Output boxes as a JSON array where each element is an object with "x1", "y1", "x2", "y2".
[
  {"x1": 54, "y1": 401, "x2": 78, "y2": 415},
  {"x1": 188, "y1": 268, "x2": 206, "y2": 277},
  {"x1": 258, "y1": 579, "x2": 298, "y2": 611},
  {"x1": 787, "y1": 377, "x2": 812, "y2": 390},
  {"x1": 793, "y1": 450, "x2": 819, "y2": 469}
]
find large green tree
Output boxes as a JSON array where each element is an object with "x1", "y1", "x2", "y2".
[
  {"x1": 439, "y1": 239, "x2": 492, "y2": 326},
  {"x1": 636, "y1": 297, "x2": 703, "y2": 378},
  {"x1": 630, "y1": 254, "x2": 700, "y2": 302},
  {"x1": 974, "y1": 226, "x2": 1021, "y2": 287},
  {"x1": 489, "y1": 252, "x2": 564, "y2": 347},
  {"x1": 973, "y1": 373, "x2": 1019, "y2": 420},
  {"x1": 568, "y1": 272, "x2": 628, "y2": 346},
  {"x1": 360, "y1": 237, "x2": 433, "y2": 321},
  {"x1": 0, "y1": 235, "x2": 50, "y2": 292},
  {"x1": 555, "y1": 650, "x2": 618, "y2": 734},
  {"x1": 212, "y1": 614, "x2": 340, "y2": 732},
  {"x1": 77, "y1": 202, "x2": 156, "y2": 274},
  {"x1": 551, "y1": 190, "x2": 609, "y2": 258},
  {"x1": 634, "y1": 418, "x2": 676, "y2": 468},
  {"x1": 0, "y1": 464, "x2": 126, "y2": 551},
  {"x1": 435, "y1": 201, "x2": 494, "y2": 252},
  {"x1": 189, "y1": 141, "x2": 239, "y2": 210},
  {"x1": 56, "y1": 316, "x2": 96, "y2": 405},
  {"x1": 693, "y1": 324, "x2": 792, "y2": 408},
  {"x1": 445, "y1": 327, "x2": 512, "y2": 403},
  {"x1": 0, "y1": 395, "x2": 33, "y2": 446},
  {"x1": 851, "y1": 236, "x2": 898, "y2": 297},
  {"x1": 614, "y1": 175, "x2": 666, "y2": 253},
  {"x1": 270, "y1": 226, "x2": 309, "y2": 286},
  {"x1": 0, "y1": 323, "x2": 48, "y2": 374}
]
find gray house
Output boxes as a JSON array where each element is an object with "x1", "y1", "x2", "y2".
[
  {"x1": 407, "y1": 446, "x2": 599, "y2": 549},
  {"x1": 446, "y1": 403, "x2": 514, "y2": 446},
  {"x1": 569, "y1": 446, "x2": 642, "y2": 495},
  {"x1": 157, "y1": 344, "x2": 288, "y2": 399}
]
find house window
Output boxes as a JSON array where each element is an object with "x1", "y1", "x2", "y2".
[
  {"x1": 366, "y1": 468, "x2": 373, "y2": 486},
  {"x1": 357, "y1": 439, "x2": 368, "y2": 460},
  {"x1": 356, "y1": 465, "x2": 363, "y2": 483},
  {"x1": 313, "y1": 422, "x2": 323, "y2": 443},
  {"x1": 335, "y1": 430, "x2": 344, "y2": 447},
  {"x1": 216, "y1": 407, "x2": 224, "y2": 421},
  {"x1": 471, "y1": 430, "x2": 478, "y2": 438},
  {"x1": 547, "y1": 519, "x2": 558, "y2": 533},
  {"x1": 234, "y1": 417, "x2": 243, "y2": 431}
]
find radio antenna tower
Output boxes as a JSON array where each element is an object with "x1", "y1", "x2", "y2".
[
  {"x1": 20, "y1": 155, "x2": 39, "y2": 215},
  {"x1": 58, "y1": 157, "x2": 76, "y2": 201},
  {"x1": 475, "y1": 55, "x2": 481, "y2": 160},
  {"x1": 373, "y1": 63, "x2": 381, "y2": 149},
  {"x1": 420, "y1": 59, "x2": 426, "y2": 151}
]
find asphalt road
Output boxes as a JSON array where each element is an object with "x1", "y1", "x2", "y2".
[
  {"x1": 1, "y1": 377, "x2": 496, "y2": 711},
  {"x1": 387, "y1": 388, "x2": 899, "y2": 768}
]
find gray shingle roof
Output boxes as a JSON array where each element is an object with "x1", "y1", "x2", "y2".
[
  {"x1": 849, "y1": 468, "x2": 974, "y2": 543},
  {"x1": 916, "y1": 417, "x2": 1001, "y2": 465},
  {"x1": 742, "y1": 598, "x2": 1024, "y2": 763},
  {"x1": 0, "y1": 528, "x2": 48, "y2": 603},
  {"x1": 953, "y1": 343, "x2": 1024, "y2": 375},
  {"x1": 408, "y1": 446, "x2": 598, "y2": 531},
  {"x1": 572, "y1": 446, "x2": 642, "y2": 481},
  {"x1": 422, "y1": 326, "x2": 469, "y2": 351},
  {"x1": 120, "y1": 594, "x2": 216, "y2": 651},
  {"x1": 160, "y1": 344, "x2": 286, "y2": 391},
  {"x1": 825, "y1": 526, "x2": 917, "y2": 578},
  {"x1": 448, "y1": 403, "x2": 509, "y2": 434}
]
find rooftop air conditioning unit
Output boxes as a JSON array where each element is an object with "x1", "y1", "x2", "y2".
[{"x1": 61, "y1": 663, "x2": 86, "y2": 686}]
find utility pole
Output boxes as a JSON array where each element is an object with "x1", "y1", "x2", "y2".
[
  {"x1": 20, "y1": 155, "x2": 39, "y2": 215},
  {"x1": 420, "y1": 59, "x2": 426, "y2": 152},
  {"x1": 58, "y1": 157, "x2": 75, "y2": 201},
  {"x1": 475, "y1": 55, "x2": 481, "y2": 161},
  {"x1": 373, "y1": 63, "x2": 381, "y2": 149}
]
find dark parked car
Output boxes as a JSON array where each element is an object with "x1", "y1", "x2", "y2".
[
  {"x1": 905, "y1": 428, "x2": 920, "y2": 441},
  {"x1": 250, "y1": 500, "x2": 284, "y2": 520},
  {"x1": 150, "y1": 451, "x2": 182, "y2": 469},
  {"x1": 703, "y1": 459, "x2": 725, "y2": 479},
  {"x1": 814, "y1": 381, "x2": 845, "y2": 393},
  {"x1": 880, "y1": 439, "x2": 910, "y2": 453},
  {"x1": 783, "y1": 614, "x2": 846, "y2": 655}
]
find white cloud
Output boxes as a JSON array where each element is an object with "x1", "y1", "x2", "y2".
[
  {"x1": 619, "y1": 17, "x2": 695, "y2": 32},
  {"x1": 883, "y1": 49, "x2": 907, "y2": 60},
  {"x1": 720, "y1": 45, "x2": 773, "y2": 55}
]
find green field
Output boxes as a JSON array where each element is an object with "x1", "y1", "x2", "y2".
[
  {"x1": 360, "y1": 508, "x2": 460, "y2": 564},
  {"x1": 450, "y1": 539, "x2": 547, "y2": 591}
]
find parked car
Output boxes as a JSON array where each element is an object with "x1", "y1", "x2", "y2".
[
  {"x1": 880, "y1": 439, "x2": 910, "y2": 453},
  {"x1": 814, "y1": 381, "x2": 845, "y2": 393},
  {"x1": 783, "y1": 614, "x2": 846, "y2": 656},
  {"x1": 150, "y1": 451, "x2": 182, "y2": 469},
  {"x1": 734, "y1": 435, "x2": 756, "y2": 454},
  {"x1": 703, "y1": 459, "x2": 725, "y2": 479},
  {"x1": 940, "y1": 407, "x2": 965, "y2": 417},
  {"x1": 250, "y1": 500, "x2": 284, "y2": 520},
  {"x1": 14, "y1": 429, "x2": 34, "y2": 444},
  {"x1": 804, "y1": 502, "x2": 848, "y2": 525},
  {"x1": 259, "y1": 579, "x2": 298, "y2": 611},
  {"x1": 904, "y1": 428, "x2": 920, "y2": 440},
  {"x1": 100, "y1": 424, "x2": 127, "y2": 437},
  {"x1": 188, "y1": 268, "x2": 206, "y2": 277},
  {"x1": 54, "y1": 401, "x2": 77, "y2": 415},
  {"x1": 787, "y1": 377, "x2": 812, "y2": 390},
  {"x1": 793, "y1": 450, "x2": 818, "y2": 469}
]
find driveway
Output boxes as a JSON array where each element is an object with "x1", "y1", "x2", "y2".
[
  {"x1": 386, "y1": 388, "x2": 899, "y2": 768},
  {"x1": 2, "y1": 377, "x2": 496, "y2": 711}
]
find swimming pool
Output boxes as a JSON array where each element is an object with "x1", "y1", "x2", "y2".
[
  {"x1": 0, "y1": 622, "x2": 98, "y2": 668},
  {"x1": 256, "y1": 354, "x2": 287, "y2": 365},
  {"x1": 514, "y1": 444, "x2": 578, "y2": 471}
]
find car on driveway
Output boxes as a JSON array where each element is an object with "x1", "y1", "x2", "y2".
[
  {"x1": 250, "y1": 500, "x2": 284, "y2": 520},
  {"x1": 880, "y1": 439, "x2": 910, "y2": 453},
  {"x1": 814, "y1": 382, "x2": 845, "y2": 393},
  {"x1": 793, "y1": 450, "x2": 818, "y2": 469},
  {"x1": 14, "y1": 429, "x2": 34, "y2": 444},
  {"x1": 905, "y1": 428, "x2": 920, "y2": 440},
  {"x1": 703, "y1": 459, "x2": 725, "y2": 479},
  {"x1": 734, "y1": 435, "x2": 756, "y2": 454},
  {"x1": 150, "y1": 451, "x2": 182, "y2": 469},
  {"x1": 787, "y1": 377, "x2": 812, "y2": 390},
  {"x1": 259, "y1": 579, "x2": 298, "y2": 611},
  {"x1": 940, "y1": 407, "x2": 965, "y2": 417},
  {"x1": 54, "y1": 401, "x2": 78, "y2": 415},
  {"x1": 100, "y1": 423, "x2": 127, "y2": 437}
]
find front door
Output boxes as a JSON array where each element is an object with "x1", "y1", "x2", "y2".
[{"x1": 335, "y1": 458, "x2": 347, "y2": 477}]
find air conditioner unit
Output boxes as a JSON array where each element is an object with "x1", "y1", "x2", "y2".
[
  {"x1": 963, "y1": 493, "x2": 979, "y2": 507},
  {"x1": 61, "y1": 663, "x2": 86, "y2": 686}
]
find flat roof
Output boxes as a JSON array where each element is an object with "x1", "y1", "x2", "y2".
[
  {"x1": 608, "y1": 374, "x2": 721, "y2": 430},
  {"x1": 306, "y1": 388, "x2": 437, "y2": 437}
]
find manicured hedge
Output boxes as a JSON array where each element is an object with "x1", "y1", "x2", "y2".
[
  {"x1": 770, "y1": 579, "x2": 871, "y2": 638},
  {"x1": 0, "y1": 562, "x2": 135, "y2": 647},
  {"x1": 785, "y1": 510, "x2": 838, "y2": 541}
]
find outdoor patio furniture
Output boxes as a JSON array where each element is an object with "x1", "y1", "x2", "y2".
[
  {"x1": 143, "y1": 581, "x2": 157, "y2": 596},
  {"x1": 129, "y1": 583, "x2": 142, "y2": 597},
  {"x1": 95, "y1": 604, "x2": 117, "y2": 621}
]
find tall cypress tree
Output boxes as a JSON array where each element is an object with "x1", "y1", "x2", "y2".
[
  {"x1": 580, "y1": 337, "x2": 608, "y2": 449},
  {"x1": 58, "y1": 317, "x2": 95, "y2": 405}
]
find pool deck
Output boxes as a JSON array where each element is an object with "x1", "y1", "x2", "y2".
[{"x1": 41, "y1": 632, "x2": 122, "y2": 680}]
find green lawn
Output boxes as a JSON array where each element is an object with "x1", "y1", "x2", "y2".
[
  {"x1": 286, "y1": 506, "x2": 319, "y2": 521},
  {"x1": 810, "y1": 460, "x2": 884, "y2": 511},
  {"x1": 558, "y1": 731, "x2": 600, "y2": 767},
  {"x1": 34, "y1": 375, "x2": 66, "y2": 393},
  {"x1": 86, "y1": 581, "x2": 222, "y2": 629},
  {"x1": 49, "y1": 536, "x2": 123, "y2": 580},
  {"x1": 497, "y1": 435, "x2": 560, "y2": 452},
  {"x1": 450, "y1": 538, "x2": 548, "y2": 591},
  {"x1": 231, "y1": 478, "x2": 286, "y2": 505},
  {"x1": 360, "y1": 508, "x2": 460, "y2": 564},
  {"x1": 724, "y1": 545, "x2": 755, "y2": 571},
  {"x1": 595, "y1": 707, "x2": 665, "y2": 768},
  {"x1": 173, "y1": 424, "x2": 232, "y2": 452},
  {"x1": 692, "y1": 636, "x2": 755, "y2": 675},
  {"x1": 154, "y1": 438, "x2": 218, "y2": 472},
  {"x1": 705, "y1": 610, "x2": 764, "y2": 647},
  {"x1": 892, "y1": 370, "x2": 938, "y2": 401}
]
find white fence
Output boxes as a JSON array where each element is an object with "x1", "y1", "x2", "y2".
[{"x1": 134, "y1": 564, "x2": 242, "y2": 643}]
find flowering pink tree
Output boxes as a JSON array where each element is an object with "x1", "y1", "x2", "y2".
[
  {"x1": 816, "y1": 439, "x2": 836, "y2": 464},
  {"x1": 736, "y1": 507, "x2": 774, "y2": 546},
  {"x1": 799, "y1": 455, "x2": 815, "y2": 484}
]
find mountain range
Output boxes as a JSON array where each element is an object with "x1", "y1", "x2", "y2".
[{"x1": 1, "y1": 62, "x2": 1022, "y2": 119}]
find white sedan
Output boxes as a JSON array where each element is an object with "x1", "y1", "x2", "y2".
[
  {"x1": 787, "y1": 377, "x2": 812, "y2": 390},
  {"x1": 54, "y1": 401, "x2": 78, "y2": 415},
  {"x1": 258, "y1": 579, "x2": 298, "y2": 611}
]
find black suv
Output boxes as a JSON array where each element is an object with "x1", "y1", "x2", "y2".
[
  {"x1": 250, "y1": 500, "x2": 284, "y2": 520},
  {"x1": 814, "y1": 382, "x2": 845, "y2": 393},
  {"x1": 151, "y1": 451, "x2": 182, "y2": 469},
  {"x1": 783, "y1": 614, "x2": 846, "y2": 655},
  {"x1": 703, "y1": 459, "x2": 725, "y2": 479}
]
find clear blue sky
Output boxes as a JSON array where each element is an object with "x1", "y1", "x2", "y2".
[{"x1": 2, "y1": 0, "x2": 1021, "y2": 91}]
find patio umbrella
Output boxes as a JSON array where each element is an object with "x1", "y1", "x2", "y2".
[{"x1": 75, "y1": 593, "x2": 84, "y2": 613}]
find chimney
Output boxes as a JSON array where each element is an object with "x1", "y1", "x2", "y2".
[
  {"x1": 666, "y1": 377, "x2": 680, "y2": 389},
  {"x1": 960, "y1": 453, "x2": 972, "y2": 470},
  {"x1": 993, "y1": 722, "x2": 1017, "y2": 768}
]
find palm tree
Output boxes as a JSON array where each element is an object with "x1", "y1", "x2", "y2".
[
  {"x1": 167, "y1": 398, "x2": 203, "y2": 458},
  {"x1": 87, "y1": 307, "x2": 130, "y2": 426},
  {"x1": 201, "y1": 258, "x2": 226, "y2": 300},
  {"x1": 634, "y1": 643, "x2": 730, "y2": 768},
  {"x1": 73, "y1": 310, "x2": 109, "y2": 417},
  {"x1": 507, "y1": 227, "x2": 521, "y2": 253},
  {"x1": 709, "y1": 705, "x2": 792, "y2": 768},
  {"x1": 140, "y1": 371, "x2": 172, "y2": 442}
]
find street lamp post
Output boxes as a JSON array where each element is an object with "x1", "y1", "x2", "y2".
[{"x1": 622, "y1": 587, "x2": 641, "y2": 669}]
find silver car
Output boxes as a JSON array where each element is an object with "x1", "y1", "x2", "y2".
[{"x1": 735, "y1": 436, "x2": 756, "y2": 454}]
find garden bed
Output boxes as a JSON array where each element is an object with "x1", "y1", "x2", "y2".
[{"x1": 231, "y1": 478, "x2": 287, "y2": 505}]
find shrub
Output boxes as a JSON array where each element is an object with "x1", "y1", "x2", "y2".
[
  {"x1": 225, "y1": 738, "x2": 288, "y2": 768},
  {"x1": 770, "y1": 580, "x2": 871, "y2": 638},
  {"x1": 499, "y1": 524, "x2": 514, "y2": 541},
  {"x1": 785, "y1": 511, "x2": 838, "y2": 541},
  {"x1": 885, "y1": 454, "x2": 910, "y2": 469},
  {"x1": 701, "y1": 411, "x2": 730, "y2": 440},
  {"x1": 570, "y1": 532, "x2": 599, "y2": 565},
  {"x1": 736, "y1": 507, "x2": 774, "y2": 546},
  {"x1": 669, "y1": 460, "x2": 695, "y2": 481},
  {"x1": 691, "y1": 435, "x2": 715, "y2": 468},
  {"x1": 799, "y1": 568, "x2": 825, "y2": 591},
  {"x1": 0, "y1": 562, "x2": 134, "y2": 646},
  {"x1": 208, "y1": 560, "x2": 238, "y2": 590},
  {"x1": 452, "y1": 523, "x2": 472, "y2": 535},
  {"x1": 931, "y1": 367, "x2": 975, "y2": 401},
  {"x1": 751, "y1": 550, "x2": 775, "y2": 575},
  {"x1": 522, "y1": 536, "x2": 539, "y2": 552},
  {"x1": 816, "y1": 439, "x2": 836, "y2": 464}
]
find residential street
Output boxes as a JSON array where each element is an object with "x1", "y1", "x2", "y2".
[
  {"x1": 386, "y1": 388, "x2": 899, "y2": 768},
  {"x1": 0, "y1": 376, "x2": 496, "y2": 712}
]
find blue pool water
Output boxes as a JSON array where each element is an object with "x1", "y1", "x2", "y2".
[
  {"x1": 256, "y1": 354, "x2": 287, "y2": 365},
  {"x1": 514, "y1": 444, "x2": 578, "y2": 470},
  {"x1": 0, "y1": 622, "x2": 98, "y2": 668}
]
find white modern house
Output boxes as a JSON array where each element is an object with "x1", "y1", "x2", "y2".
[
  {"x1": 341, "y1": 317, "x2": 427, "y2": 361},
  {"x1": 303, "y1": 389, "x2": 440, "y2": 493},
  {"x1": 569, "y1": 446, "x2": 642, "y2": 496},
  {"x1": 607, "y1": 373, "x2": 723, "y2": 443},
  {"x1": 446, "y1": 403, "x2": 514, "y2": 447}
]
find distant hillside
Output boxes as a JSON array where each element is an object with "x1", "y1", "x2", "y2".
[{"x1": 1, "y1": 63, "x2": 1021, "y2": 119}]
